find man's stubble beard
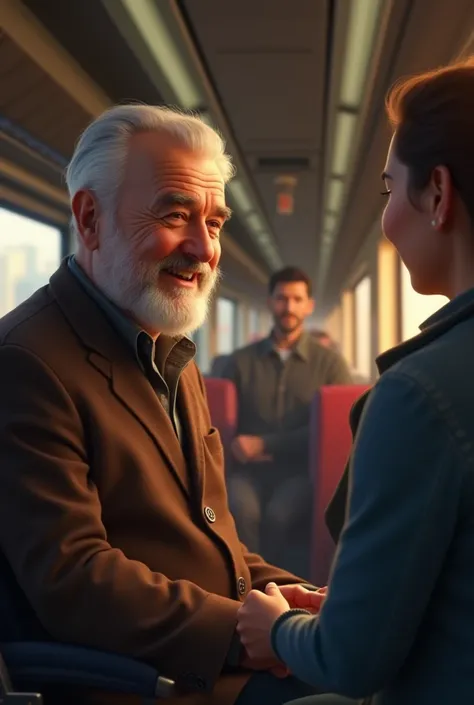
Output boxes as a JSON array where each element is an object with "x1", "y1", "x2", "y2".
[{"x1": 274, "y1": 315, "x2": 304, "y2": 337}]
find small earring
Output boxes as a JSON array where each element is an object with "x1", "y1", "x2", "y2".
[{"x1": 431, "y1": 220, "x2": 437, "y2": 227}]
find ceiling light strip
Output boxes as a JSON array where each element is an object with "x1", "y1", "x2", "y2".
[
  {"x1": 120, "y1": 0, "x2": 202, "y2": 109},
  {"x1": 318, "y1": 0, "x2": 384, "y2": 286}
]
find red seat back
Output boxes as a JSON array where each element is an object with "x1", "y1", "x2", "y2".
[
  {"x1": 310, "y1": 384, "x2": 370, "y2": 586},
  {"x1": 204, "y1": 378, "x2": 238, "y2": 451}
]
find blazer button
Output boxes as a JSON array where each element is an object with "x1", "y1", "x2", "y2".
[
  {"x1": 196, "y1": 676, "x2": 206, "y2": 690},
  {"x1": 178, "y1": 672, "x2": 206, "y2": 691},
  {"x1": 204, "y1": 506, "x2": 216, "y2": 523},
  {"x1": 237, "y1": 577, "x2": 246, "y2": 596}
]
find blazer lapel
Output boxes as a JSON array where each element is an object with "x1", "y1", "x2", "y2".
[
  {"x1": 88, "y1": 351, "x2": 190, "y2": 497},
  {"x1": 51, "y1": 261, "x2": 193, "y2": 496}
]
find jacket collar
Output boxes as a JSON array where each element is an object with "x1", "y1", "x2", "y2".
[
  {"x1": 258, "y1": 330, "x2": 311, "y2": 361},
  {"x1": 376, "y1": 287, "x2": 474, "y2": 375},
  {"x1": 48, "y1": 259, "x2": 195, "y2": 498}
]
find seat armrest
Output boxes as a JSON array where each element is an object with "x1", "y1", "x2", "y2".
[{"x1": 0, "y1": 642, "x2": 175, "y2": 699}]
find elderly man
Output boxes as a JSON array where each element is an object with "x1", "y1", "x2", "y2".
[{"x1": 0, "y1": 106, "x2": 333, "y2": 705}]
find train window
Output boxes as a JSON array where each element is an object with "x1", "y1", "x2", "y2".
[
  {"x1": 354, "y1": 276, "x2": 372, "y2": 379},
  {"x1": 249, "y1": 308, "x2": 261, "y2": 340},
  {"x1": 194, "y1": 320, "x2": 211, "y2": 373},
  {"x1": 400, "y1": 263, "x2": 448, "y2": 341},
  {"x1": 216, "y1": 297, "x2": 237, "y2": 354},
  {"x1": 0, "y1": 207, "x2": 61, "y2": 318},
  {"x1": 236, "y1": 304, "x2": 248, "y2": 347}
]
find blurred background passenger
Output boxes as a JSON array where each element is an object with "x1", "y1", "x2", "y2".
[
  {"x1": 310, "y1": 329, "x2": 338, "y2": 350},
  {"x1": 209, "y1": 352, "x2": 231, "y2": 377},
  {"x1": 222, "y1": 267, "x2": 352, "y2": 576}
]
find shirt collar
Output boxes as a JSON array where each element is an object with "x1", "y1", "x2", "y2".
[
  {"x1": 259, "y1": 330, "x2": 311, "y2": 361},
  {"x1": 376, "y1": 285, "x2": 474, "y2": 374},
  {"x1": 67, "y1": 255, "x2": 195, "y2": 368}
]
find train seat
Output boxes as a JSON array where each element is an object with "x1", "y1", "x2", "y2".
[
  {"x1": 0, "y1": 556, "x2": 175, "y2": 703},
  {"x1": 309, "y1": 384, "x2": 370, "y2": 586}
]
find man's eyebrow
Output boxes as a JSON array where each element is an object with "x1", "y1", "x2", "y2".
[
  {"x1": 151, "y1": 192, "x2": 232, "y2": 221},
  {"x1": 214, "y1": 205, "x2": 233, "y2": 221},
  {"x1": 151, "y1": 192, "x2": 197, "y2": 210}
]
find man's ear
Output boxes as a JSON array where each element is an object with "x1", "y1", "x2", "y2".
[{"x1": 71, "y1": 189, "x2": 101, "y2": 251}]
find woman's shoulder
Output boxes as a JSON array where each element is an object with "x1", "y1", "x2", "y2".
[{"x1": 390, "y1": 323, "x2": 474, "y2": 394}]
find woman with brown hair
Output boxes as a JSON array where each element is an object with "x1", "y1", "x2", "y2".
[{"x1": 236, "y1": 56, "x2": 474, "y2": 705}]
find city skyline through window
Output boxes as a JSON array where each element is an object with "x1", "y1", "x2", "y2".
[{"x1": 0, "y1": 207, "x2": 61, "y2": 317}]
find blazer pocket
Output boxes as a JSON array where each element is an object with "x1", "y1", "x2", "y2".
[{"x1": 202, "y1": 427, "x2": 224, "y2": 461}]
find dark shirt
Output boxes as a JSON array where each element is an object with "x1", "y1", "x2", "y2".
[
  {"x1": 68, "y1": 256, "x2": 195, "y2": 440},
  {"x1": 272, "y1": 286, "x2": 474, "y2": 704},
  {"x1": 221, "y1": 332, "x2": 352, "y2": 465}
]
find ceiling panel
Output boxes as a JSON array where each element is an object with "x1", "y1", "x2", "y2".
[
  {"x1": 22, "y1": 0, "x2": 164, "y2": 105},
  {"x1": 204, "y1": 53, "x2": 323, "y2": 147},
  {"x1": 186, "y1": 0, "x2": 324, "y2": 45},
  {"x1": 0, "y1": 31, "x2": 91, "y2": 158},
  {"x1": 181, "y1": 0, "x2": 329, "y2": 282}
]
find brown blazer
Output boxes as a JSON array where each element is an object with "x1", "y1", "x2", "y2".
[{"x1": 0, "y1": 261, "x2": 302, "y2": 705}]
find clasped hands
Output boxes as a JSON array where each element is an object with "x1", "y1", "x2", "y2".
[
  {"x1": 236, "y1": 583, "x2": 327, "y2": 676},
  {"x1": 231, "y1": 435, "x2": 273, "y2": 464}
]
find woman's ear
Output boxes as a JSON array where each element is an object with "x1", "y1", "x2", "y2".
[{"x1": 428, "y1": 165, "x2": 453, "y2": 229}]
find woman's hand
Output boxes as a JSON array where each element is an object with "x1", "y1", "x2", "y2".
[
  {"x1": 236, "y1": 583, "x2": 291, "y2": 662},
  {"x1": 278, "y1": 584, "x2": 327, "y2": 613}
]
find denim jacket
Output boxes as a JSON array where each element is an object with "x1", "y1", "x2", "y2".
[{"x1": 272, "y1": 287, "x2": 474, "y2": 705}]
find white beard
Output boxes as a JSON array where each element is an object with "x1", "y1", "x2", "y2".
[{"x1": 94, "y1": 224, "x2": 219, "y2": 336}]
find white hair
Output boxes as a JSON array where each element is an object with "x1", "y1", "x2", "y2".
[{"x1": 65, "y1": 104, "x2": 235, "y2": 234}]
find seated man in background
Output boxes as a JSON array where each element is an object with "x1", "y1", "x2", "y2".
[
  {"x1": 310, "y1": 329, "x2": 337, "y2": 351},
  {"x1": 0, "y1": 105, "x2": 327, "y2": 705},
  {"x1": 209, "y1": 352, "x2": 232, "y2": 377},
  {"x1": 221, "y1": 267, "x2": 352, "y2": 576},
  {"x1": 311, "y1": 329, "x2": 370, "y2": 384}
]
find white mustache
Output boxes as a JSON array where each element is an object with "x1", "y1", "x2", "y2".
[{"x1": 158, "y1": 256, "x2": 214, "y2": 279}]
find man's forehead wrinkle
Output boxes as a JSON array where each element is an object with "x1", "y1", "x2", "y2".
[
  {"x1": 153, "y1": 163, "x2": 224, "y2": 182},
  {"x1": 149, "y1": 176, "x2": 225, "y2": 199},
  {"x1": 126, "y1": 149, "x2": 224, "y2": 183},
  {"x1": 157, "y1": 185, "x2": 226, "y2": 202},
  {"x1": 156, "y1": 176, "x2": 225, "y2": 192},
  {"x1": 156, "y1": 159, "x2": 220, "y2": 171},
  {"x1": 152, "y1": 185, "x2": 226, "y2": 200}
]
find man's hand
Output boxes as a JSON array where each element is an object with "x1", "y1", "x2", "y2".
[
  {"x1": 277, "y1": 584, "x2": 327, "y2": 614},
  {"x1": 237, "y1": 583, "x2": 290, "y2": 662},
  {"x1": 231, "y1": 435, "x2": 271, "y2": 463}
]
